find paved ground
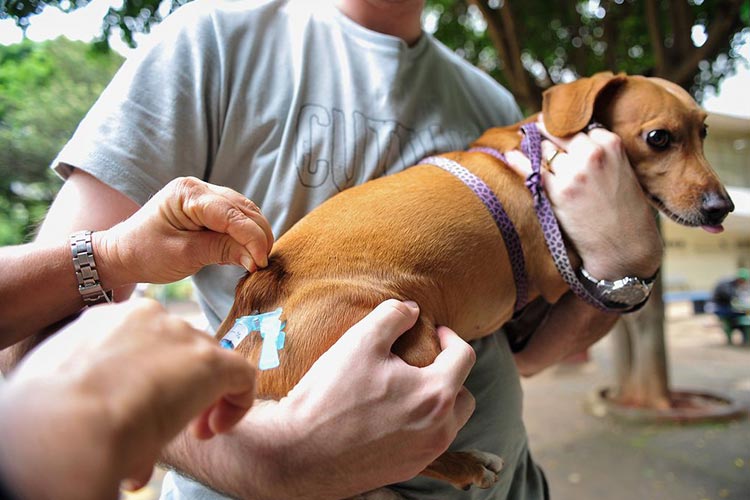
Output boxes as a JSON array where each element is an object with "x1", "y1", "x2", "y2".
[
  {"x1": 124, "y1": 302, "x2": 750, "y2": 500},
  {"x1": 522, "y1": 305, "x2": 750, "y2": 500}
]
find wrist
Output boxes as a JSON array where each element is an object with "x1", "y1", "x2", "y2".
[
  {"x1": 581, "y1": 242, "x2": 662, "y2": 281},
  {"x1": 581, "y1": 216, "x2": 663, "y2": 281},
  {"x1": 91, "y1": 229, "x2": 135, "y2": 290}
]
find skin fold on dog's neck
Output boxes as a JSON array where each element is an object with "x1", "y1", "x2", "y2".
[{"x1": 335, "y1": 0, "x2": 425, "y2": 46}]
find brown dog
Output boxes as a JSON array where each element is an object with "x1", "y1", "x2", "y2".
[{"x1": 215, "y1": 72, "x2": 733, "y2": 490}]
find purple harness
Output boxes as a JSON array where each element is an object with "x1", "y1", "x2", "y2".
[
  {"x1": 420, "y1": 122, "x2": 610, "y2": 312},
  {"x1": 418, "y1": 154, "x2": 528, "y2": 313}
]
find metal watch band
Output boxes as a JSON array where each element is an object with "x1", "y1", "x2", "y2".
[
  {"x1": 70, "y1": 230, "x2": 113, "y2": 305},
  {"x1": 576, "y1": 267, "x2": 657, "y2": 312}
]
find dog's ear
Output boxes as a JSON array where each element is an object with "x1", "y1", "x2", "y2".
[{"x1": 542, "y1": 72, "x2": 627, "y2": 137}]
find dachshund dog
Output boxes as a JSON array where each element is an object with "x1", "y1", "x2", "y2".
[{"x1": 216, "y1": 72, "x2": 733, "y2": 491}]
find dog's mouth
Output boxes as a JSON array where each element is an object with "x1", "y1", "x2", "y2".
[{"x1": 647, "y1": 194, "x2": 725, "y2": 233}]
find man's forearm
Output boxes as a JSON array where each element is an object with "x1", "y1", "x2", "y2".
[
  {"x1": 0, "y1": 243, "x2": 84, "y2": 352},
  {"x1": 513, "y1": 291, "x2": 618, "y2": 377},
  {"x1": 0, "y1": 241, "x2": 135, "y2": 369},
  {"x1": 160, "y1": 402, "x2": 293, "y2": 500}
]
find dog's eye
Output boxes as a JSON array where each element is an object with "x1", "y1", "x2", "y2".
[
  {"x1": 700, "y1": 125, "x2": 708, "y2": 139},
  {"x1": 646, "y1": 130, "x2": 671, "y2": 150}
]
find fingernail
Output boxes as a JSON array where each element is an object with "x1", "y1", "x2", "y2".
[
  {"x1": 240, "y1": 255, "x2": 256, "y2": 272},
  {"x1": 403, "y1": 300, "x2": 419, "y2": 310},
  {"x1": 121, "y1": 479, "x2": 143, "y2": 492}
]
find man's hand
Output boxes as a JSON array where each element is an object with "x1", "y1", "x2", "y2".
[
  {"x1": 504, "y1": 119, "x2": 663, "y2": 280},
  {"x1": 0, "y1": 298, "x2": 256, "y2": 500},
  {"x1": 163, "y1": 300, "x2": 477, "y2": 500},
  {"x1": 278, "y1": 300, "x2": 476, "y2": 496},
  {"x1": 97, "y1": 176, "x2": 275, "y2": 286}
]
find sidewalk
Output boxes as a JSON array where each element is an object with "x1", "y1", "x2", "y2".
[{"x1": 522, "y1": 305, "x2": 750, "y2": 500}]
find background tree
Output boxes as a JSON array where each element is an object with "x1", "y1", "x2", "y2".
[
  {"x1": 429, "y1": 0, "x2": 747, "y2": 412},
  {"x1": 2, "y1": 0, "x2": 748, "y2": 410},
  {"x1": 0, "y1": 38, "x2": 123, "y2": 243},
  {"x1": 427, "y1": 0, "x2": 749, "y2": 112}
]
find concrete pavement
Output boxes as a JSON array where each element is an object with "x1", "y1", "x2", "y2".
[{"x1": 522, "y1": 305, "x2": 750, "y2": 500}]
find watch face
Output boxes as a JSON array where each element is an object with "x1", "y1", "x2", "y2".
[{"x1": 606, "y1": 281, "x2": 649, "y2": 305}]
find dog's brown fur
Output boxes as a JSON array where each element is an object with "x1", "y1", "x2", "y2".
[{"x1": 216, "y1": 72, "x2": 733, "y2": 490}]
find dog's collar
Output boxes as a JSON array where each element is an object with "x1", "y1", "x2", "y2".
[
  {"x1": 418, "y1": 155, "x2": 529, "y2": 313},
  {"x1": 517, "y1": 123, "x2": 613, "y2": 311}
]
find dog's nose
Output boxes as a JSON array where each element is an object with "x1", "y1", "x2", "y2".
[{"x1": 701, "y1": 191, "x2": 734, "y2": 224}]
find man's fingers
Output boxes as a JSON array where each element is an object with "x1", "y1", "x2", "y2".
[
  {"x1": 453, "y1": 386, "x2": 476, "y2": 429},
  {"x1": 428, "y1": 326, "x2": 476, "y2": 388},
  {"x1": 189, "y1": 348, "x2": 256, "y2": 439},
  {"x1": 179, "y1": 185, "x2": 274, "y2": 270},
  {"x1": 207, "y1": 394, "x2": 254, "y2": 435},
  {"x1": 205, "y1": 183, "x2": 275, "y2": 249},
  {"x1": 502, "y1": 149, "x2": 533, "y2": 178},
  {"x1": 341, "y1": 299, "x2": 420, "y2": 354},
  {"x1": 537, "y1": 118, "x2": 575, "y2": 150},
  {"x1": 121, "y1": 463, "x2": 154, "y2": 492}
]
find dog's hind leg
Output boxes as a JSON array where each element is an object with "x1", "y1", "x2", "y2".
[
  {"x1": 390, "y1": 317, "x2": 505, "y2": 491},
  {"x1": 422, "y1": 450, "x2": 504, "y2": 490}
]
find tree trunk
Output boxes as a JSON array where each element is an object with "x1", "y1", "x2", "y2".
[{"x1": 611, "y1": 273, "x2": 672, "y2": 409}]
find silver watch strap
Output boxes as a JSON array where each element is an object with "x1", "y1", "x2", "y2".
[{"x1": 70, "y1": 230, "x2": 113, "y2": 305}]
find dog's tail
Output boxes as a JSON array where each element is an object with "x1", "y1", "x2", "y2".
[{"x1": 214, "y1": 256, "x2": 289, "y2": 339}]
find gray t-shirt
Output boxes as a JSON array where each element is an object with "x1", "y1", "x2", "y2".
[{"x1": 54, "y1": 0, "x2": 544, "y2": 498}]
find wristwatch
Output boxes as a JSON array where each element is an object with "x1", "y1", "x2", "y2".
[
  {"x1": 70, "y1": 230, "x2": 113, "y2": 305},
  {"x1": 576, "y1": 267, "x2": 657, "y2": 311}
]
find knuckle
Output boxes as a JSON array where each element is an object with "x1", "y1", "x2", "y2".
[
  {"x1": 589, "y1": 144, "x2": 605, "y2": 164},
  {"x1": 133, "y1": 297, "x2": 164, "y2": 312},
  {"x1": 458, "y1": 342, "x2": 477, "y2": 366},
  {"x1": 605, "y1": 133, "x2": 623, "y2": 150},
  {"x1": 384, "y1": 299, "x2": 411, "y2": 316},
  {"x1": 242, "y1": 198, "x2": 262, "y2": 214},
  {"x1": 126, "y1": 297, "x2": 166, "y2": 321},
  {"x1": 226, "y1": 206, "x2": 251, "y2": 231},
  {"x1": 422, "y1": 384, "x2": 456, "y2": 422},
  {"x1": 191, "y1": 338, "x2": 221, "y2": 366},
  {"x1": 170, "y1": 176, "x2": 202, "y2": 196}
]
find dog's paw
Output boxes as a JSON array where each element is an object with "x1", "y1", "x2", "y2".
[
  {"x1": 423, "y1": 449, "x2": 504, "y2": 490},
  {"x1": 465, "y1": 450, "x2": 504, "y2": 489}
]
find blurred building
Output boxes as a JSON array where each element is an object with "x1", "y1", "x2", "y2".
[{"x1": 662, "y1": 112, "x2": 750, "y2": 297}]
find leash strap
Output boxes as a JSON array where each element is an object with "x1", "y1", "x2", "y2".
[
  {"x1": 519, "y1": 123, "x2": 610, "y2": 311},
  {"x1": 419, "y1": 155, "x2": 528, "y2": 312},
  {"x1": 468, "y1": 146, "x2": 507, "y2": 163}
]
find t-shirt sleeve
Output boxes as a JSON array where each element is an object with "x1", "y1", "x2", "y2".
[{"x1": 52, "y1": 1, "x2": 224, "y2": 206}]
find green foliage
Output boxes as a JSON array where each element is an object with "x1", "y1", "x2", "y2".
[
  {"x1": 425, "y1": 0, "x2": 747, "y2": 110},
  {"x1": 1, "y1": 0, "x2": 193, "y2": 48},
  {"x1": 0, "y1": 37, "x2": 123, "y2": 244},
  {"x1": 2, "y1": 1, "x2": 746, "y2": 104},
  {"x1": 143, "y1": 279, "x2": 195, "y2": 302}
]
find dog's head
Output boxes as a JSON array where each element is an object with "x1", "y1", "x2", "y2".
[{"x1": 543, "y1": 71, "x2": 734, "y2": 232}]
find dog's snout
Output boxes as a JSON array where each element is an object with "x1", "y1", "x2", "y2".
[{"x1": 701, "y1": 191, "x2": 734, "y2": 224}]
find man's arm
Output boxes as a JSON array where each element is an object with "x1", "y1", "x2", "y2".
[
  {"x1": 0, "y1": 171, "x2": 140, "y2": 367},
  {"x1": 506, "y1": 120, "x2": 663, "y2": 376},
  {"x1": 513, "y1": 293, "x2": 618, "y2": 377},
  {"x1": 1, "y1": 170, "x2": 273, "y2": 370},
  {"x1": 0, "y1": 298, "x2": 256, "y2": 500}
]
